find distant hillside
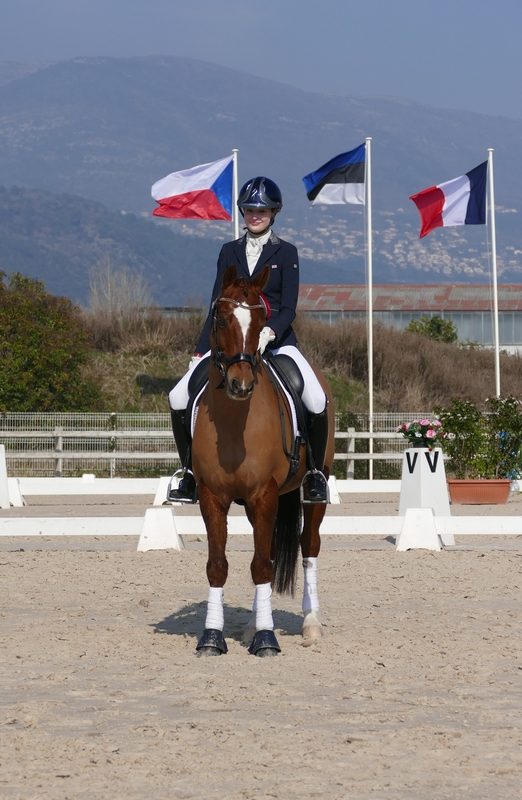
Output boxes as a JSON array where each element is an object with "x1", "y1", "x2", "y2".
[
  {"x1": 0, "y1": 55, "x2": 520, "y2": 298},
  {"x1": 0, "y1": 186, "x2": 221, "y2": 305},
  {"x1": 0, "y1": 185, "x2": 367, "y2": 305}
]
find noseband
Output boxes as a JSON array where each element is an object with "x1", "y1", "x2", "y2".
[{"x1": 212, "y1": 296, "x2": 267, "y2": 385}]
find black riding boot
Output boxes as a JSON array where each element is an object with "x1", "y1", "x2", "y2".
[
  {"x1": 302, "y1": 408, "x2": 330, "y2": 504},
  {"x1": 166, "y1": 409, "x2": 198, "y2": 504}
]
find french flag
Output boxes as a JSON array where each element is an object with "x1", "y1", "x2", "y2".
[
  {"x1": 410, "y1": 161, "x2": 487, "y2": 238},
  {"x1": 151, "y1": 155, "x2": 233, "y2": 220}
]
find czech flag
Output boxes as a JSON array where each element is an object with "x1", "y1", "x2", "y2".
[
  {"x1": 302, "y1": 144, "x2": 366, "y2": 205},
  {"x1": 151, "y1": 155, "x2": 233, "y2": 220},
  {"x1": 410, "y1": 161, "x2": 487, "y2": 238}
]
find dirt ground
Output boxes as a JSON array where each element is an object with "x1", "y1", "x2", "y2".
[{"x1": 1, "y1": 493, "x2": 521, "y2": 799}]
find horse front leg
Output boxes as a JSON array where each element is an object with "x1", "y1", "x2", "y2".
[
  {"x1": 244, "y1": 481, "x2": 281, "y2": 657},
  {"x1": 196, "y1": 482, "x2": 230, "y2": 657},
  {"x1": 300, "y1": 504, "x2": 325, "y2": 645}
]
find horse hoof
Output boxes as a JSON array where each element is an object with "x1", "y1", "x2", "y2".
[
  {"x1": 302, "y1": 611, "x2": 322, "y2": 646},
  {"x1": 302, "y1": 625, "x2": 322, "y2": 646},
  {"x1": 255, "y1": 646, "x2": 279, "y2": 658},
  {"x1": 196, "y1": 628, "x2": 228, "y2": 656},
  {"x1": 197, "y1": 646, "x2": 223, "y2": 657},
  {"x1": 248, "y1": 629, "x2": 281, "y2": 657}
]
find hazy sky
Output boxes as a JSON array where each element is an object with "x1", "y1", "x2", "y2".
[{"x1": 2, "y1": 0, "x2": 521, "y2": 120}]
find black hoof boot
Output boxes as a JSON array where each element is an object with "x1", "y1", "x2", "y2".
[
  {"x1": 166, "y1": 470, "x2": 198, "y2": 504},
  {"x1": 248, "y1": 629, "x2": 281, "y2": 657},
  {"x1": 196, "y1": 628, "x2": 228, "y2": 657},
  {"x1": 301, "y1": 470, "x2": 330, "y2": 504}
]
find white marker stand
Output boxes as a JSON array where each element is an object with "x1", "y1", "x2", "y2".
[
  {"x1": 0, "y1": 446, "x2": 11, "y2": 509},
  {"x1": 153, "y1": 475, "x2": 174, "y2": 506},
  {"x1": 328, "y1": 475, "x2": 340, "y2": 504},
  {"x1": 137, "y1": 507, "x2": 184, "y2": 552},
  {"x1": 7, "y1": 478, "x2": 24, "y2": 507},
  {"x1": 396, "y1": 507, "x2": 443, "y2": 551},
  {"x1": 399, "y1": 447, "x2": 454, "y2": 546}
]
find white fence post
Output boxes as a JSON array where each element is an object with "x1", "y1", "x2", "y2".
[
  {"x1": 0, "y1": 445, "x2": 10, "y2": 508},
  {"x1": 347, "y1": 426, "x2": 355, "y2": 479}
]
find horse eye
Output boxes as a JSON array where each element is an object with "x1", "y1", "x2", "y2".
[{"x1": 217, "y1": 316, "x2": 227, "y2": 330}]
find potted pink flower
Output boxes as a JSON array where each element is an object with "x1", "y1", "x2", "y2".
[{"x1": 397, "y1": 418, "x2": 445, "y2": 450}]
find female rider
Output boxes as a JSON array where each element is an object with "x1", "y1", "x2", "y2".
[{"x1": 167, "y1": 176, "x2": 329, "y2": 504}]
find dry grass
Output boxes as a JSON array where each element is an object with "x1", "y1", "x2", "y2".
[
  {"x1": 295, "y1": 315, "x2": 522, "y2": 411},
  {"x1": 82, "y1": 310, "x2": 522, "y2": 414}
]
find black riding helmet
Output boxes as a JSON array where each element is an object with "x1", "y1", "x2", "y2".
[{"x1": 237, "y1": 177, "x2": 283, "y2": 218}]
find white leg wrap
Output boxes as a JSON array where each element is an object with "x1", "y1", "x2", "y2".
[
  {"x1": 302, "y1": 557, "x2": 319, "y2": 614},
  {"x1": 205, "y1": 587, "x2": 224, "y2": 631},
  {"x1": 254, "y1": 583, "x2": 274, "y2": 631}
]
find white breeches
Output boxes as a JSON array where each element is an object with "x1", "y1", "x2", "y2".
[
  {"x1": 169, "y1": 350, "x2": 211, "y2": 410},
  {"x1": 168, "y1": 345, "x2": 326, "y2": 414}
]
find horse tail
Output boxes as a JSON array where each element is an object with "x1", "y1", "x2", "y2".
[{"x1": 272, "y1": 489, "x2": 302, "y2": 596}]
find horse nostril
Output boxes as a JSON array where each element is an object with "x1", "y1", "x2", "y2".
[{"x1": 229, "y1": 377, "x2": 254, "y2": 398}]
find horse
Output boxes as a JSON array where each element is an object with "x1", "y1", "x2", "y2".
[{"x1": 191, "y1": 263, "x2": 335, "y2": 657}]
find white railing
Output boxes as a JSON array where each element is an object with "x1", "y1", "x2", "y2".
[
  {"x1": 1, "y1": 411, "x2": 435, "y2": 477},
  {"x1": 0, "y1": 426, "x2": 413, "y2": 478}
]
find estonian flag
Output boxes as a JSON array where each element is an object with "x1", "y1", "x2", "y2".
[
  {"x1": 302, "y1": 144, "x2": 366, "y2": 205},
  {"x1": 151, "y1": 155, "x2": 233, "y2": 220},
  {"x1": 410, "y1": 161, "x2": 487, "y2": 238}
]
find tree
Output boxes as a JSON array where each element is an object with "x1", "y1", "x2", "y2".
[
  {"x1": 0, "y1": 272, "x2": 102, "y2": 411},
  {"x1": 407, "y1": 315, "x2": 458, "y2": 344}
]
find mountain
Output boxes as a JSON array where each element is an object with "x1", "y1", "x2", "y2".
[
  {"x1": 0, "y1": 55, "x2": 521, "y2": 302},
  {"x1": 0, "y1": 185, "x2": 222, "y2": 306},
  {"x1": 0, "y1": 185, "x2": 367, "y2": 305}
]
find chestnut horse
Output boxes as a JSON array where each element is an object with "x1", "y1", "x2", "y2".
[{"x1": 192, "y1": 264, "x2": 334, "y2": 657}]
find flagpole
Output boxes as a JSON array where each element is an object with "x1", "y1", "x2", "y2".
[
  {"x1": 365, "y1": 137, "x2": 374, "y2": 479},
  {"x1": 487, "y1": 148, "x2": 500, "y2": 397},
  {"x1": 232, "y1": 148, "x2": 239, "y2": 239}
]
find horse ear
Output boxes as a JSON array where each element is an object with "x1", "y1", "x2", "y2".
[
  {"x1": 252, "y1": 264, "x2": 270, "y2": 292},
  {"x1": 222, "y1": 264, "x2": 238, "y2": 290}
]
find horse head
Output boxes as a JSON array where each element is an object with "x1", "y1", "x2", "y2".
[{"x1": 211, "y1": 264, "x2": 270, "y2": 400}]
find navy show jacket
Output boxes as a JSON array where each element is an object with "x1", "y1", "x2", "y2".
[{"x1": 194, "y1": 231, "x2": 300, "y2": 354}]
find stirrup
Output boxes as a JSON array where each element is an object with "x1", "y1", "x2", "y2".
[
  {"x1": 165, "y1": 469, "x2": 198, "y2": 504},
  {"x1": 301, "y1": 469, "x2": 330, "y2": 504}
]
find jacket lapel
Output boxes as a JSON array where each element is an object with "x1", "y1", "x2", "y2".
[
  {"x1": 231, "y1": 236, "x2": 250, "y2": 278},
  {"x1": 252, "y1": 235, "x2": 281, "y2": 276}
]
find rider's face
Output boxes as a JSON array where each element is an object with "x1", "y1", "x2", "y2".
[{"x1": 243, "y1": 207, "x2": 272, "y2": 235}]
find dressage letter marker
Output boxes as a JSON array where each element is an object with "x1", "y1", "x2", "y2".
[{"x1": 399, "y1": 447, "x2": 454, "y2": 546}]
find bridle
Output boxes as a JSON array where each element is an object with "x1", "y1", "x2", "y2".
[{"x1": 211, "y1": 295, "x2": 268, "y2": 385}]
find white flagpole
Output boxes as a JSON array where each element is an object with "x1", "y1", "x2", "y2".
[
  {"x1": 488, "y1": 148, "x2": 500, "y2": 397},
  {"x1": 232, "y1": 148, "x2": 239, "y2": 239},
  {"x1": 365, "y1": 136, "x2": 374, "y2": 479}
]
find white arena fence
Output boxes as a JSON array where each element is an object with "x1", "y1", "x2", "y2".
[
  {"x1": 2, "y1": 446, "x2": 521, "y2": 552},
  {"x1": 0, "y1": 411, "x2": 433, "y2": 479}
]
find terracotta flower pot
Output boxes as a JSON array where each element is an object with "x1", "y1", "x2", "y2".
[{"x1": 447, "y1": 478, "x2": 511, "y2": 505}]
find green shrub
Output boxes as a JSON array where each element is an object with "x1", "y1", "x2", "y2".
[{"x1": 0, "y1": 272, "x2": 102, "y2": 411}]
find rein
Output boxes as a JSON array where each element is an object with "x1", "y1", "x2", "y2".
[{"x1": 212, "y1": 295, "x2": 267, "y2": 385}]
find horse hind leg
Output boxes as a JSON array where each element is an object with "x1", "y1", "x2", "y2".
[
  {"x1": 302, "y1": 557, "x2": 322, "y2": 646},
  {"x1": 301, "y1": 505, "x2": 324, "y2": 646}
]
